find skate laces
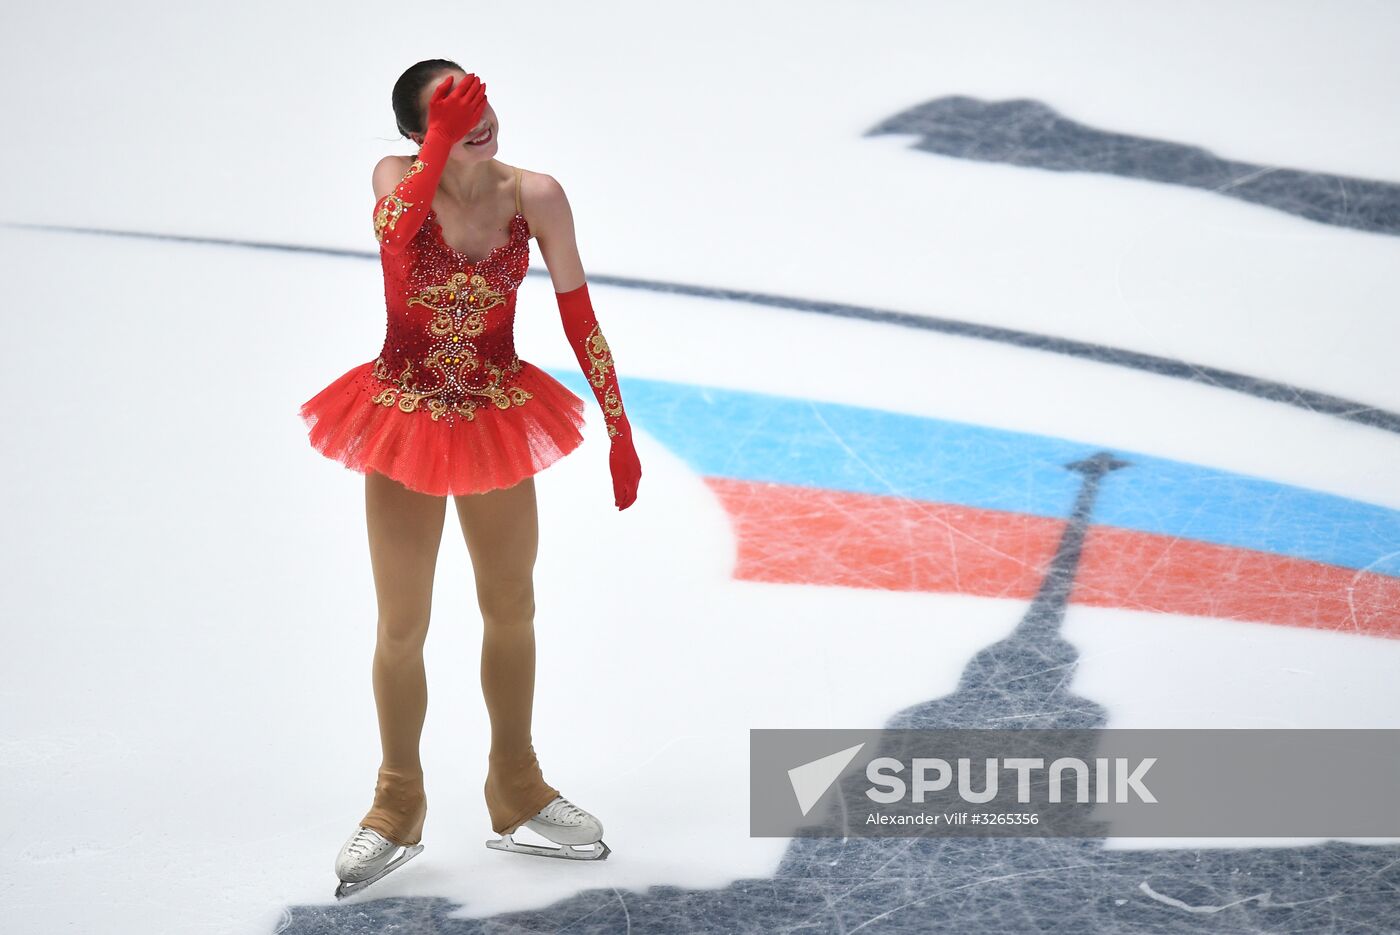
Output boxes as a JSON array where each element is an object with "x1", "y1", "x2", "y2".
[
  {"x1": 544, "y1": 795, "x2": 586, "y2": 825},
  {"x1": 347, "y1": 827, "x2": 386, "y2": 859}
]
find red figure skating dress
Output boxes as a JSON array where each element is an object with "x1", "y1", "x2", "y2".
[{"x1": 299, "y1": 166, "x2": 587, "y2": 496}]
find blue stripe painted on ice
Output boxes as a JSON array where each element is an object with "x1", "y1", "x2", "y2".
[{"x1": 549, "y1": 371, "x2": 1400, "y2": 578}]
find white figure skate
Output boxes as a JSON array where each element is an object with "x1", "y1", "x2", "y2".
[
  {"x1": 485, "y1": 794, "x2": 610, "y2": 860},
  {"x1": 334, "y1": 826, "x2": 424, "y2": 899}
]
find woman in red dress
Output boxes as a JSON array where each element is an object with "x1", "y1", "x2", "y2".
[{"x1": 299, "y1": 60, "x2": 641, "y2": 898}]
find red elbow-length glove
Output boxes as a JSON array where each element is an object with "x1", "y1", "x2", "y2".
[
  {"x1": 372, "y1": 73, "x2": 489, "y2": 252},
  {"x1": 556, "y1": 282, "x2": 642, "y2": 510}
]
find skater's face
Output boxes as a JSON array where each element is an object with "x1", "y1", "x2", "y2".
[{"x1": 417, "y1": 70, "x2": 498, "y2": 162}]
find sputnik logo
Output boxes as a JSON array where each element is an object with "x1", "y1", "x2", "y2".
[{"x1": 787, "y1": 743, "x2": 866, "y2": 816}]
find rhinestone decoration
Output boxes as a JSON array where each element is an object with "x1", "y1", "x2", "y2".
[{"x1": 372, "y1": 207, "x2": 534, "y2": 425}]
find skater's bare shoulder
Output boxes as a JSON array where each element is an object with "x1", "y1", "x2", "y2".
[
  {"x1": 372, "y1": 154, "x2": 418, "y2": 202},
  {"x1": 525, "y1": 171, "x2": 585, "y2": 292}
]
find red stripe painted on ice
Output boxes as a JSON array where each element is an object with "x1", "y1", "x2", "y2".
[{"x1": 705, "y1": 477, "x2": 1399, "y2": 639}]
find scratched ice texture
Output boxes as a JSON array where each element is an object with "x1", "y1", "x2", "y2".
[{"x1": 275, "y1": 454, "x2": 1400, "y2": 931}]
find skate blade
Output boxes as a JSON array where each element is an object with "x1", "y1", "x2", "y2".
[
  {"x1": 485, "y1": 833, "x2": 611, "y2": 861},
  {"x1": 333, "y1": 843, "x2": 424, "y2": 900}
]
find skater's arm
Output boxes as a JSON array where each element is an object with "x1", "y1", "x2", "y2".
[
  {"x1": 371, "y1": 73, "x2": 488, "y2": 253},
  {"x1": 533, "y1": 171, "x2": 626, "y2": 437},
  {"x1": 371, "y1": 155, "x2": 426, "y2": 247},
  {"x1": 533, "y1": 173, "x2": 587, "y2": 294},
  {"x1": 533, "y1": 174, "x2": 642, "y2": 509}
]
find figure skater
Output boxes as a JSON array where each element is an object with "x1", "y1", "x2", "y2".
[{"x1": 297, "y1": 59, "x2": 642, "y2": 899}]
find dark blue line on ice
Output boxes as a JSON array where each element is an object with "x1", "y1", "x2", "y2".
[{"x1": 7, "y1": 217, "x2": 1397, "y2": 436}]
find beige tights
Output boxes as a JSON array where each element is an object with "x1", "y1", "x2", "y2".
[{"x1": 359, "y1": 470, "x2": 556, "y2": 847}]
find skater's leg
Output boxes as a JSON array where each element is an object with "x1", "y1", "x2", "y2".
[
  {"x1": 360, "y1": 469, "x2": 447, "y2": 846},
  {"x1": 453, "y1": 476, "x2": 559, "y2": 835}
]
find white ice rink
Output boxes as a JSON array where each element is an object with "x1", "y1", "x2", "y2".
[{"x1": 3, "y1": 2, "x2": 1399, "y2": 933}]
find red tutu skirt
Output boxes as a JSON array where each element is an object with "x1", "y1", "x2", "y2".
[{"x1": 298, "y1": 359, "x2": 587, "y2": 496}]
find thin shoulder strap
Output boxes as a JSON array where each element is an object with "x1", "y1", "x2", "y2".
[{"x1": 514, "y1": 166, "x2": 522, "y2": 215}]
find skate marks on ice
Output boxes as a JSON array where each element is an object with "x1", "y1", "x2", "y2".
[
  {"x1": 867, "y1": 96, "x2": 1400, "y2": 236},
  {"x1": 646, "y1": 379, "x2": 1400, "y2": 630},
  {"x1": 276, "y1": 451, "x2": 1400, "y2": 934}
]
